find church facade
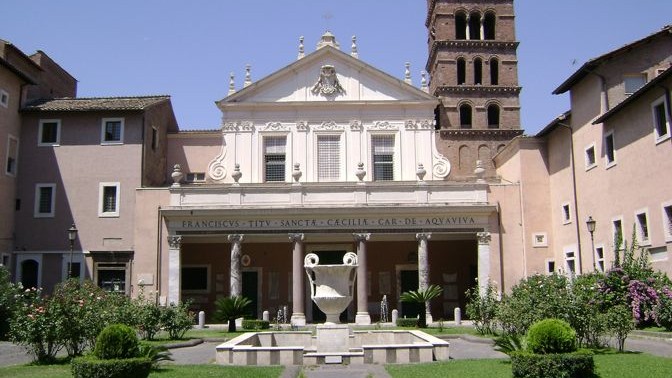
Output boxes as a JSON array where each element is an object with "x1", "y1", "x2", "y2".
[{"x1": 2, "y1": 1, "x2": 671, "y2": 324}]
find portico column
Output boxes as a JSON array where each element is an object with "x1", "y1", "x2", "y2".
[
  {"x1": 289, "y1": 233, "x2": 306, "y2": 326},
  {"x1": 167, "y1": 235, "x2": 182, "y2": 305},
  {"x1": 477, "y1": 232, "x2": 492, "y2": 295},
  {"x1": 228, "y1": 234, "x2": 244, "y2": 297},
  {"x1": 416, "y1": 233, "x2": 432, "y2": 324},
  {"x1": 353, "y1": 233, "x2": 371, "y2": 325}
]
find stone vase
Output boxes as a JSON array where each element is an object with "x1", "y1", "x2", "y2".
[{"x1": 304, "y1": 252, "x2": 358, "y2": 324}]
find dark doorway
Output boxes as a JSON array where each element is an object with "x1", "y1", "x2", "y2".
[
  {"x1": 400, "y1": 270, "x2": 420, "y2": 318},
  {"x1": 310, "y1": 250, "x2": 348, "y2": 323},
  {"x1": 242, "y1": 271, "x2": 258, "y2": 318},
  {"x1": 21, "y1": 260, "x2": 38, "y2": 289}
]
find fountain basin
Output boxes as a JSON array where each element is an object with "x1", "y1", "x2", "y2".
[{"x1": 215, "y1": 329, "x2": 449, "y2": 365}]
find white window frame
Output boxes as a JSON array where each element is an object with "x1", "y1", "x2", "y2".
[
  {"x1": 100, "y1": 118, "x2": 124, "y2": 145},
  {"x1": 262, "y1": 134, "x2": 288, "y2": 182},
  {"x1": 5, "y1": 134, "x2": 19, "y2": 177},
  {"x1": 612, "y1": 216, "x2": 624, "y2": 250},
  {"x1": 34, "y1": 183, "x2": 56, "y2": 218},
  {"x1": 185, "y1": 172, "x2": 206, "y2": 182},
  {"x1": 651, "y1": 96, "x2": 671, "y2": 144},
  {"x1": 563, "y1": 246, "x2": 578, "y2": 277},
  {"x1": 604, "y1": 130, "x2": 616, "y2": 168},
  {"x1": 315, "y1": 133, "x2": 343, "y2": 182},
  {"x1": 532, "y1": 232, "x2": 548, "y2": 248},
  {"x1": 545, "y1": 259, "x2": 556, "y2": 274},
  {"x1": 635, "y1": 208, "x2": 651, "y2": 246},
  {"x1": 594, "y1": 244, "x2": 606, "y2": 272},
  {"x1": 649, "y1": 246, "x2": 668, "y2": 262},
  {"x1": 661, "y1": 201, "x2": 672, "y2": 243},
  {"x1": 584, "y1": 143, "x2": 597, "y2": 171},
  {"x1": 61, "y1": 253, "x2": 85, "y2": 282},
  {"x1": 0, "y1": 89, "x2": 8, "y2": 108},
  {"x1": 38, "y1": 119, "x2": 61, "y2": 146},
  {"x1": 561, "y1": 202, "x2": 572, "y2": 225},
  {"x1": 181, "y1": 264, "x2": 211, "y2": 294},
  {"x1": 369, "y1": 133, "x2": 398, "y2": 181},
  {"x1": 98, "y1": 182, "x2": 120, "y2": 217}
]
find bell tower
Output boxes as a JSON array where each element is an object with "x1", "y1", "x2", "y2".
[{"x1": 426, "y1": 0, "x2": 523, "y2": 179}]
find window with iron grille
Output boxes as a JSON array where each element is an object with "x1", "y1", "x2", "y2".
[
  {"x1": 372, "y1": 135, "x2": 394, "y2": 181},
  {"x1": 317, "y1": 135, "x2": 340, "y2": 181},
  {"x1": 99, "y1": 183, "x2": 120, "y2": 217},
  {"x1": 101, "y1": 118, "x2": 124, "y2": 144},
  {"x1": 264, "y1": 136, "x2": 286, "y2": 182},
  {"x1": 34, "y1": 184, "x2": 55, "y2": 217}
]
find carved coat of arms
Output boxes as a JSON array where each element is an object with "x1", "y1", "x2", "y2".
[{"x1": 311, "y1": 65, "x2": 345, "y2": 96}]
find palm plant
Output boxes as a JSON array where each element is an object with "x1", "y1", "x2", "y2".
[
  {"x1": 400, "y1": 284, "x2": 443, "y2": 328},
  {"x1": 214, "y1": 296, "x2": 252, "y2": 332}
]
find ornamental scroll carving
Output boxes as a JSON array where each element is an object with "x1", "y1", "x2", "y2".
[
  {"x1": 369, "y1": 121, "x2": 398, "y2": 131},
  {"x1": 350, "y1": 120, "x2": 363, "y2": 131},
  {"x1": 167, "y1": 235, "x2": 182, "y2": 249},
  {"x1": 222, "y1": 121, "x2": 255, "y2": 133},
  {"x1": 314, "y1": 121, "x2": 344, "y2": 131},
  {"x1": 405, "y1": 119, "x2": 435, "y2": 130},
  {"x1": 208, "y1": 131, "x2": 228, "y2": 181},
  {"x1": 262, "y1": 122, "x2": 289, "y2": 132},
  {"x1": 431, "y1": 132, "x2": 451, "y2": 179},
  {"x1": 296, "y1": 121, "x2": 309, "y2": 132},
  {"x1": 477, "y1": 232, "x2": 492, "y2": 245}
]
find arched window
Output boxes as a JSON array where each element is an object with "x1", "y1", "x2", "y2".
[
  {"x1": 460, "y1": 104, "x2": 472, "y2": 128},
  {"x1": 484, "y1": 12, "x2": 496, "y2": 40},
  {"x1": 469, "y1": 12, "x2": 481, "y2": 40},
  {"x1": 490, "y1": 58, "x2": 499, "y2": 85},
  {"x1": 457, "y1": 58, "x2": 466, "y2": 85},
  {"x1": 487, "y1": 104, "x2": 500, "y2": 128},
  {"x1": 474, "y1": 58, "x2": 483, "y2": 85},
  {"x1": 21, "y1": 260, "x2": 39, "y2": 289},
  {"x1": 455, "y1": 12, "x2": 467, "y2": 40}
]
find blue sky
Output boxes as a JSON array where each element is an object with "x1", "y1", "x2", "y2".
[{"x1": 4, "y1": 0, "x2": 672, "y2": 133}]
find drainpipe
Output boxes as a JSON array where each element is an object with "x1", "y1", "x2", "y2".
[
  {"x1": 556, "y1": 115, "x2": 583, "y2": 274},
  {"x1": 156, "y1": 206, "x2": 162, "y2": 299}
]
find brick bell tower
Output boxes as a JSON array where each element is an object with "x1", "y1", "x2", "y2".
[{"x1": 426, "y1": 0, "x2": 523, "y2": 179}]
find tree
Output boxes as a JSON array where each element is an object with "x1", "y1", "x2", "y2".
[
  {"x1": 214, "y1": 296, "x2": 252, "y2": 332},
  {"x1": 400, "y1": 284, "x2": 443, "y2": 328}
]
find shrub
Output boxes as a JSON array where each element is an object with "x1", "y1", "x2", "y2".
[
  {"x1": 567, "y1": 272, "x2": 607, "y2": 348},
  {"x1": 526, "y1": 319, "x2": 576, "y2": 354},
  {"x1": 71, "y1": 356, "x2": 152, "y2": 378},
  {"x1": 605, "y1": 304, "x2": 634, "y2": 352},
  {"x1": 138, "y1": 342, "x2": 173, "y2": 369},
  {"x1": 465, "y1": 280, "x2": 499, "y2": 335},
  {"x1": 493, "y1": 333, "x2": 525, "y2": 356},
  {"x1": 214, "y1": 296, "x2": 252, "y2": 332},
  {"x1": 242, "y1": 319, "x2": 270, "y2": 330},
  {"x1": 400, "y1": 284, "x2": 443, "y2": 328},
  {"x1": 160, "y1": 302, "x2": 195, "y2": 339},
  {"x1": 94, "y1": 324, "x2": 139, "y2": 360},
  {"x1": 396, "y1": 318, "x2": 418, "y2": 327},
  {"x1": 511, "y1": 350, "x2": 594, "y2": 378},
  {"x1": 0, "y1": 266, "x2": 20, "y2": 340},
  {"x1": 135, "y1": 300, "x2": 162, "y2": 341},
  {"x1": 655, "y1": 286, "x2": 672, "y2": 331}
]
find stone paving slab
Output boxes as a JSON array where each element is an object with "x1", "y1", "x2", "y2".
[{"x1": 300, "y1": 363, "x2": 392, "y2": 378}]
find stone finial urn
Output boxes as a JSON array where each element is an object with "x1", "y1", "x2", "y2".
[{"x1": 304, "y1": 252, "x2": 358, "y2": 324}]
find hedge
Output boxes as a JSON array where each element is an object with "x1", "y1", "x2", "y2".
[
  {"x1": 396, "y1": 318, "x2": 419, "y2": 327},
  {"x1": 71, "y1": 356, "x2": 152, "y2": 378},
  {"x1": 511, "y1": 350, "x2": 595, "y2": 378},
  {"x1": 242, "y1": 319, "x2": 270, "y2": 330}
]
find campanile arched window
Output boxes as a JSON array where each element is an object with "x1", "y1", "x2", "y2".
[
  {"x1": 457, "y1": 58, "x2": 466, "y2": 85},
  {"x1": 455, "y1": 11, "x2": 467, "y2": 40},
  {"x1": 460, "y1": 104, "x2": 473, "y2": 128},
  {"x1": 487, "y1": 104, "x2": 501, "y2": 128},
  {"x1": 484, "y1": 12, "x2": 496, "y2": 40},
  {"x1": 474, "y1": 58, "x2": 483, "y2": 85},
  {"x1": 490, "y1": 58, "x2": 499, "y2": 85},
  {"x1": 469, "y1": 12, "x2": 481, "y2": 40}
]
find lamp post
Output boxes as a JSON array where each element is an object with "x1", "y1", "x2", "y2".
[
  {"x1": 68, "y1": 224, "x2": 78, "y2": 278},
  {"x1": 586, "y1": 216, "x2": 596, "y2": 270}
]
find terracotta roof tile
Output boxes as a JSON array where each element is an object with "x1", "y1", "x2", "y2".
[{"x1": 22, "y1": 95, "x2": 170, "y2": 112}]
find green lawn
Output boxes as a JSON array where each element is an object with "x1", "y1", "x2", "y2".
[{"x1": 0, "y1": 365, "x2": 283, "y2": 378}]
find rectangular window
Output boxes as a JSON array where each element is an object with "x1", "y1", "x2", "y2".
[
  {"x1": 99, "y1": 182, "x2": 120, "y2": 217},
  {"x1": 38, "y1": 119, "x2": 60, "y2": 146},
  {"x1": 652, "y1": 97, "x2": 670, "y2": 142},
  {"x1": 546, "y1": 260, "x2": 556, "y2": 274},
  {"x1": 624, "y1": 74, "x2": 646, "y2": 95},
  {"x1": 613, "y1": 218, "x2": 624, "y2": 249},
  {"x1": 101, "y1": 118, "x2": 124, "y2": 144},
  {"x1": 0, "y1": 89, "x2": 8, "y2": 108},
  {"x1": 185, "y1": 173, "x2": 206, "y2": 182},
  {"x1": 561, "y1": 203, "x2": 572, "y2": 224},
  {"x1": 263, "y1": 136, "x2": 286, "y2": 182},
  {"x1": 595, "y1": 246, "x2": 605, "y2": 272},
  {"x1": 565, "y1": 251, "x2": 576, "y2": 276},
  {"x1": 317, "y1": 134, "x2": 341, "y2": 181},
  {"x1": 663, "y1": 204, "x2": 672, "y2": 241},
  {"x1": 34, "y1": 183, "x2": 56, "y2": 217},
  {"x1": 636, "y1": 211, "x2": 650, "y2": 245},
  {"x1": 151, "y1": 127, "x2": 158, "y2": 151},
  {"x1": 372, "y1": 135, "x2": 395, "y2": 181},
  {"x1": 181, "y1": 266, "x2": 209, "y2": 292},
  {"x1": 584, "y1": 144, "x2": 596, "y2": 170},
  {"x1": 5, "y1": 135, "x2": 18, "y2": 176},
  {"x1": 604, "y1": 131, "x2": 616, "y2": 167},
  {"x1": 96, "y1": 263, "x2": 127, "y2": 294}
]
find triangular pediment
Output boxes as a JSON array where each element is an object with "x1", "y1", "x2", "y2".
[{"x1": 219, "y1": 46, "x2": 436, "y2": 104}]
